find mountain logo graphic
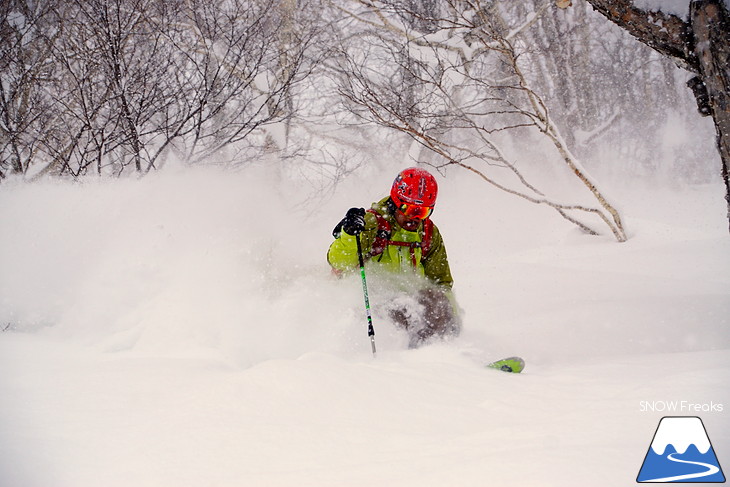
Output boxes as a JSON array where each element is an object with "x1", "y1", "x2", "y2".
[{"x1": 637, "y1": 416, "x2": 725, "y2": 483}]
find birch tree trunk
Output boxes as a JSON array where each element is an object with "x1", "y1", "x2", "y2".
[{"x1": 583, "y1": 0, "x2": 730, "y2": 232}]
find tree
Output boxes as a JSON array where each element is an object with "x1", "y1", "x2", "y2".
[
  {"x1": 1, "y1": 0, "x2": 315, "y2": 179},
  {"x1": 581, "y1": 0, "x2": 730, "y2": 231},
  {"x1": 0, "y1": 0, "x2": 59, "y2": 179},
  {"x1": 332, "y1": 0, "x2": 627, "y2": 240}
]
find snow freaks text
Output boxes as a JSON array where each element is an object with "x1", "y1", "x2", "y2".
[{"x1": 639, "y1": 401, "x2": 724, "y2": 413}]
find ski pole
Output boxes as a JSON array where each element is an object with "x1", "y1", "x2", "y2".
[{"x1": 355, "y1": 233, "x2": 377, "y2": 356}]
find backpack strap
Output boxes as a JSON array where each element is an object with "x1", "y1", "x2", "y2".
[
  {"x1": 421, "y1": 218, "x2": 433, "y2": 259},
  {"x1": 366, "y1": 209, "x2": 392, "y2": 258}
]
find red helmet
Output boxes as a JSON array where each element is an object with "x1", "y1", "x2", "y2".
[{"x1": 390, "y1": 167, "x2": 438, "y2": 219}]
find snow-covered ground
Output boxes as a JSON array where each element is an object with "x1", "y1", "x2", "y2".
[{"x1": 1, "y1": 165, "x2": 728, "y2": 486}]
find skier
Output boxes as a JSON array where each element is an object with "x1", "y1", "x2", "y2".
[{"x1": 328, "y1": 167, "x2": 461, "y2": 347}]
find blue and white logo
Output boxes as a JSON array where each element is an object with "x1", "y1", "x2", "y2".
[{"x1": 637, "y1": 416, "x2": 725, "y2": 483}]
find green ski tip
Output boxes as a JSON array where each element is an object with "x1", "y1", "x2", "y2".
[{"x1": 486, "y1": 356, "x2": 525, "y2": 373}]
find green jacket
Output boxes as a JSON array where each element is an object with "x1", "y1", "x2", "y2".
[{"x1": 327, "y1": 197, "x2": 454, "y2": 288}]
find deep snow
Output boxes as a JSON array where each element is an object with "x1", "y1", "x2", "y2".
[{"x1": 1, "y1": 164, "x2": 728, "y2": 487}]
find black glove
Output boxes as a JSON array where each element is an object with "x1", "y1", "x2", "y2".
[{"x1": 342, "y1": 207, "x2": 366, "y2": 236}]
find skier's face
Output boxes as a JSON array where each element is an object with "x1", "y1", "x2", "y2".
[
  {"x1": 395, "y1": 209, "x2": 421, "y2": 232},
  {"x1": 394, "y1": 201, "x2": 432, "y2": 232}
]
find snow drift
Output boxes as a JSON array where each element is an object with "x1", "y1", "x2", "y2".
[{"x1": 0, "y1": 164, "x2": 728, "y2": 486}]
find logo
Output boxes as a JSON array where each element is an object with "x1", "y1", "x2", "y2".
[{"x1": 637, "y1": 416, "x2": 725, "y2": 483}]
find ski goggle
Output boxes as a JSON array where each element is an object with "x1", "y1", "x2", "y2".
[{"x1": 398, "y1": 203, "x2": 433, "y2": 220}]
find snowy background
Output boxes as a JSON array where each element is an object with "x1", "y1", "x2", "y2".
[
  {"x1": 2, "y1": 0, "x2": 730, "y2": 485},
  {"x1": 1, "y1": 158, "x2": 728, "y2": 486}
]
